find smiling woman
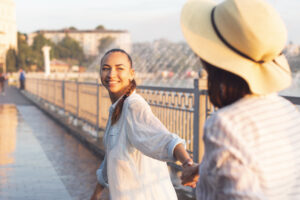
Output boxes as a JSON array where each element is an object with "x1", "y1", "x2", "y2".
[
  {"x1": 100, "y1": 49, "x2": 135, "y2": 104},
  {"x1": 90, "y1": 49, "x2": 194, "y2": 200}
]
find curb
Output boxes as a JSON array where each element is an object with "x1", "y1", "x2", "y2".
[{"x1": 21, "y1": 90, "x2": 105, "y2": 159}]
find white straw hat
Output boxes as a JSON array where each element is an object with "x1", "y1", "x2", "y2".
[{"x1": 181, "y1": 0, "x2": 292, "y2": 94}]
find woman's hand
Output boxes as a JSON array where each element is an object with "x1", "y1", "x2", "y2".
[
  {"x1": 181, "y1": 164, "x2": 200, "y2": 188},
  {"x1": 90, "y1": 184, "x2": 108, "y2": 200}
]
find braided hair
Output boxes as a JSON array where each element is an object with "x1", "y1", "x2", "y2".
[
  {"x1": 111, "y1": 79, "x2": 136, "y2": 125},
  {"x1": 100, "y1": 49, "x2": 137, "y2": 125}
]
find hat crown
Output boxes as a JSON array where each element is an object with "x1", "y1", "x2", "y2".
[{"x1": 215, "y1": 0, "x2": 287, "y2": 62}]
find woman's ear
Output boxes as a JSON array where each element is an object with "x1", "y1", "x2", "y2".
[{"x1": 130, "y1": 69, "x2": 135, "y2": 81}]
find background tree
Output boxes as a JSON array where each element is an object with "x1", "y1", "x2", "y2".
[
  {"x1": 98, "y1": 36, "x2": 115, "y2": 53},
  {"x1": 31, "y1": 33, "x2": 55, "y2": 70},
  {"x1": 5, "y1": 48, "x2": 17, "y2": 72},
  {"x1": 17, "y1": 33, "x2": 32, "y2": 71},
  {"x1": 54, "y1": 36, "x2": 85, "y2": 65},
  {"x1": 68, "y1": 26, "x2": 77, "y2": 31},
  {"x1": 95, "y1": 25, "x2": 105, "y2": 30}
]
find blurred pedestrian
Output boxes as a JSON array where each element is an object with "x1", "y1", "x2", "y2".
[
  {"x1": 90, "y1": 49, "x2": 193, "y2": 200},
  {"x1": 19, "y1": 68, "x2": 26, "y2": 90},
  {"x1": 0, "y1": 72, "x2": 5, "y2": 95},
  {"x1": 180, "y1": 0, "x2": 300, "y2": 199}
]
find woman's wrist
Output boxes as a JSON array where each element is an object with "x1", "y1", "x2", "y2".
[{"x1": 182, "y1": 157, "x2": 193, "y2": 167}]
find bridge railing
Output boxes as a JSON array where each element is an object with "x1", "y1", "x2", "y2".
[
  {"x1": 26, "y1": 77, "x2": 212, "y2": 162},
  {"x1": 25, "y1": 77, "x2": 299, "y2": 163}
]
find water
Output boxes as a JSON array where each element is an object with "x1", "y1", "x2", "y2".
[
  {"x1": 280, "y1": 71, "x2": 300, "y2": 97},
  {"x1": 86, "y1": 40, "x2": 300, "y2": 94},
  {"x1": 86, "y1": 40, "x2": 201, "y2": 88}
]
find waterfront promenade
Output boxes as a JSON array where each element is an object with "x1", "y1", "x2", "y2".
[
  {"x1": 0, "y1": 86, "x2": 194, "y2": 200},
  {"x1": 0, "y1": 86, "x2": 101, "y2": 200}
]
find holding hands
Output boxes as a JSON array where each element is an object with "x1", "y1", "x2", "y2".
[{"x1": 181, "y1": 158, "x2": 200, "y2": 188}]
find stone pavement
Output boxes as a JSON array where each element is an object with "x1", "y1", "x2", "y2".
[
  {"x1": 0, "y1": 105, "x2": 72, "y2": 200},
  {"x1": 0, "y1": 86, "x2": 195, "y2": 200},
  {"x1": 0, "y1": 86, "x2": 101, "y2": 200}
]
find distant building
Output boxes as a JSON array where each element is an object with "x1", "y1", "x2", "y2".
[
  {"x1": 27, "y1": 29, "x2": 131, "y2": 57},
  {"x1": 50, "y1": 59, "x2": 70, "y2": 73},
  {"x1": 0, "y1": 0, "x2": 17, "y2": 73}
]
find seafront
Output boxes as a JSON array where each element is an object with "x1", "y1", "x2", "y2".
[
  {"x1": 0, "y1": 85, "x2": 195, "y2": 199},
  {"x1": 0, "y1": 86, "x2": 101, "y2": 200}
]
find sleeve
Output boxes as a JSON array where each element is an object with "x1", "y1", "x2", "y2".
[
  {"x1": 125, "y1": 98, "x2": 185, "y2": 162},
  {"x1": 198, "y1": 114, "x2": 265, "y2": 200},
  {"x1": 96, "y1": 156, "x2": 109, "y2": 188}
]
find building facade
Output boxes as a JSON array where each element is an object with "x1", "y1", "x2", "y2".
[
  {"x1": 0, "y1": 0, "x2": 17, "y2": 73},
  {"x1": 27, "y1": 29, "x2": 131, "y2": 57}
]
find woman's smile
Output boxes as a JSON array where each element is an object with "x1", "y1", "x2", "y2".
[{"x1": 100, "y1": 51, "x2": 135, "y2": 101}]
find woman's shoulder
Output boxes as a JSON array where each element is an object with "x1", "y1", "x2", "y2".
[
  {"x1": 206, "y1": 95, "x2": 264, "y2": 130},
  {"x1": 125, "y1": 93, "x2": 149, "y2": 109}
]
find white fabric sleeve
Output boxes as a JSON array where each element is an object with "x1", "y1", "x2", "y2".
[
  {"x1": 96, "y1": 156, "x2": 109, "y2": 188},
  {"x1": 197, "y1": 114, "x2": 264, "y2": 200},
  {"x1": 125, "y1": 98, "x2": 185, "y2": 162}
]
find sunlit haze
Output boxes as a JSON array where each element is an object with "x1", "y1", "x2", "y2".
[{"x1": 14, "y1": 0, "x2": 300, "y2": 43}]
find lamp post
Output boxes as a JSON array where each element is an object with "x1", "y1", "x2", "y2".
[{"x1": 42, "y1": 46, "x2": 51, "y2": 76}]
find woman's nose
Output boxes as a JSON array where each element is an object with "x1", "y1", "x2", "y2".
[{"x1": 108, "y1": 68, "x2": 117, "y2": 77}]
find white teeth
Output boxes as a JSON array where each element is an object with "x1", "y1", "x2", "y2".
[{"x1": 107, "y1": 81, "x2": 118, "y2": 84}]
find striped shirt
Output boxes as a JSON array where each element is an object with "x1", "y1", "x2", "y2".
[{"x1": 196, "y1": 94, "x2": 300, "y2": 200}]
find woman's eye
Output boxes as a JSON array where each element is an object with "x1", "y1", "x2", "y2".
[
  {"x1": 102, "y1": 67, "x2": 109, "y2": 71},
  {"x1": 117, "y1": 68, "x2": 124, "y2": 71}
]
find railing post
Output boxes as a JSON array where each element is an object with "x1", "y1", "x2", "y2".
[
  {"x1": 96, "y1": 81, "x2": 100, "y2": 138},
  {"x1": 77, "y1": 81, "x2": 79, "y2": 118},
  {"x1": 193, "y1": 74, "x2": 208, "y2": 163},
  {"x1": 53, "y1": 80, "x2": 55, "y2": 104},
  {"x1": 62, "y1": 80, "x2": 65, "y2": 112},
  {"x1": 193, "y1": 79, "x2": 200, "y2": 163},
  {"x1": 36, "y1": 79, "x2": 38, "y2": 97}
]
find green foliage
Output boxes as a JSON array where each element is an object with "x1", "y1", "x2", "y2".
[
  {"x1": 17, "y1": 33, "x2": 32, "y2": 71},
  {"x1": 95, "y1": 25, "x2": 105, "y2": 30},
  {"x1": 98, "y1": 36, "x2": 115, "y2": 53},
  {"x1": 15, "y1": 32, "x2": 86, "y2": 71},
  {"x1": 5, "y1": 48, "x2": 17, "y2": 72},
  {"x1": 54, "y1": 36, "x2": 84, "y2": 64},
  {"x1": 29, "y1": 33, "x2": 55, "y2": 70},
  {"x1": 69, "y1": 26, "x2": 77, "y2": 31}
]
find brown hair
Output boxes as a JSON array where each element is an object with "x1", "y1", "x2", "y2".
[
  {"x1": 100, "y1": 49, "x2": 136, "y2": 125},
  {"x1": 202, "y1": 60, "x2": 251, "y2": 108},
  {"x1": 111, "y1": 79, "x2": 136, "y2": 125}
]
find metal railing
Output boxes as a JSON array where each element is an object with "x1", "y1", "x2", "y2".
[
  {"x1": 26, "y1": 77, "x2": 213, "y2": 162},
  {"x1": 25, "y1": 77, "x2": 300, "y2": 163}
]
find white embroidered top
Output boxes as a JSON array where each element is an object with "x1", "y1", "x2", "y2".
[
  {"x1": 197, "y1": 94, "x2": 300, "y2": 200},
  {"x1": 97, "y1": 92, "x2": 185, "y2": 200}
]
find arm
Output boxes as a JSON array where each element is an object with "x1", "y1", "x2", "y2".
[
  {"x1": 174, "y1": 143, "x2": 200, "y2": 188},
  {"x1": 91, "y1": 156, "x2": 109, "y2": 199},
  {"x1": 125, "y1": 97, "x2": 188, "y2": 162},
  {"x1": 90, "y1": 183, "x2": 105, "y2": 200}
]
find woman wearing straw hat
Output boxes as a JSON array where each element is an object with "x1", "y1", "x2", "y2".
[{"x1": 180, "y1": 0, "x2": 300, "y2": 199}]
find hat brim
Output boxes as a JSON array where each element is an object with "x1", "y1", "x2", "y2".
[{"x1": 180, "y1": 0, "x2": 291, "y2": 94}]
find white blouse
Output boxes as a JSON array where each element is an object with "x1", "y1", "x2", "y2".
[
  {"x1": 197, "y1": 94, "x2": 300, "y2": 200},
  {"x1": 97, "y1": 91, "x2": 185, "y2": 200}
]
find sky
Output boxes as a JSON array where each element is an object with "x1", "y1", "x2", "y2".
[{"x1": 14, "y1": 0, "x2": 300, "y2": 44}]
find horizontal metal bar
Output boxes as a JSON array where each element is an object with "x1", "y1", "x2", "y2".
[
  {"x1": 282, "y1": 95, "x2": 300, "y2": 105},
  {"x1": 137, "y1": 85, "x2": 195, "y2": 93},
  {"x1": 148, "y1": 103, "x2": 194, "y2": 112}
]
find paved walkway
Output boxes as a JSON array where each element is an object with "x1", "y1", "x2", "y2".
[
  {"x1": 0, "y1": 105, "x2": 72, "y2": 200},
  {"x1": 0, "y1": 86, "x2": 101, "y2": 200},
  {"x1": 0, "y1": 86, "x2": 195, "y2": 200}
]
